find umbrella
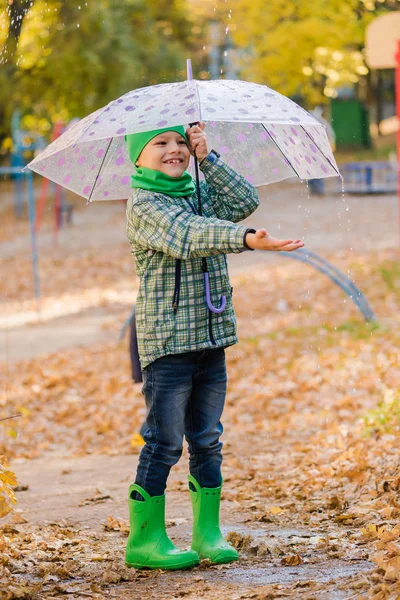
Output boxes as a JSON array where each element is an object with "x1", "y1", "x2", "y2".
[
  {"x1": 25, "y1": 60, "x2": 340, "y2": 203},
  {"x1": 25, "y1": 60, "x2": 341, "y2": 315}
]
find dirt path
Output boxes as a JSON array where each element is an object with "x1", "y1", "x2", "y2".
[{"x1": 7, "y1": 452, "x2": 373, "y2": 599}]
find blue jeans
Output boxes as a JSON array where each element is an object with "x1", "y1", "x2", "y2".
[{"x1": 134, "y1": 348, "x2": 227, "y2": 497}]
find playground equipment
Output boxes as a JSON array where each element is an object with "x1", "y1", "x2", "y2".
[
  {"x1": 279, "y1": 248, "x2": 375, "y2": 321},
  {"x1": 340, "y1": 160, "x2": 397, "y2": 194},
  {"x1": 7, "y1": 113, "x2": 73, "y2": 235},
  {"x1": 34, "y1": 121, "x2": 73, "y2": 240},
  {"x1": 1, "y1": 116, "x2": 79, "y2": 302},
  {"x1": 366, "y1": 13, "x2": 400, "y2": 239},
  {"x1": 0, "y1": 166, "x2": 40, "y2": 301},
  {"x1": 9, "y1": 111, "x2": 44, "y2": 218}
]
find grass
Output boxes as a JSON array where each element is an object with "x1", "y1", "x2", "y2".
[
  {"x1": 335, "y1": 320, "x2": 382, "y2": 338},
  {"x1": 363, "y1": 388, "x2": 400, "y2": 436},
  {"x1": 243, "y1": 319, "x2": 382, "y2": 346},
  {"x1": 379, "y1": 262, "x2": 400, "y2": 295}
]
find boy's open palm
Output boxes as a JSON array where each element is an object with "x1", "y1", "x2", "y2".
[{"x1": 246, "y1": 229, "x2": 304, "y2": 252}]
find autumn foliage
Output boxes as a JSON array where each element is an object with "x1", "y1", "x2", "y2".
[{"x1": 0, "y1": 198, "x2": 399, "y2": 597}]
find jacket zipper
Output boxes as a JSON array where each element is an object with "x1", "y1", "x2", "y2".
[
  {"x1": 208, "y1": 310, "x2": 216, "y2": 345},
  {"x1": 172, "y1": 259, "x2": 181, "y2": 314}
]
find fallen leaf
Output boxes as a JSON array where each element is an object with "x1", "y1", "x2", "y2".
[{"x1": 281, "y1": 554, "x2": 303, "y2": 566}]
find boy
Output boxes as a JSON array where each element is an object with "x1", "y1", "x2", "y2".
[{"x1": 125, "y1": 123, "x2": 303, "y2": 570}]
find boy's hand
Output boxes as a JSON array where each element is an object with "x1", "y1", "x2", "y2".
[
  {"x1": 186, "y1": 122, "x2": 209, "y2": 162},
  {"x1": 245, "y1": 229, "x2": 304, "y2": 252}
]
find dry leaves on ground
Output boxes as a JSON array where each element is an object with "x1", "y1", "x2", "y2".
[{"x1": 1, "y1": 243, "x2": 400, "y2": 597}]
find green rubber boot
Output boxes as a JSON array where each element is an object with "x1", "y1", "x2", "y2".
[
  {"x1": 188, "y1": 475, "x2": 239, "y2": 564},
  {"x1": 125, "y1": 483, "x2": 200, "y2": 570}
]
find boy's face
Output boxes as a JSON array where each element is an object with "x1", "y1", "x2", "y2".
[{"x1": 136, "y1": 131, "x2": 190, "y2": 177}]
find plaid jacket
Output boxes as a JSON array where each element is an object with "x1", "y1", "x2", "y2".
[{"x1": 126, "y1": 154, "x2": 260, "y2": 370}]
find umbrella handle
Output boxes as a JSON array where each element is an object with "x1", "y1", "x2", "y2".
[{"x1": 204, "y1": 273, "x2": 227, "y2": 314}]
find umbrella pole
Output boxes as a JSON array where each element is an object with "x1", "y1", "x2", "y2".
[
  {"x1": 192, "y1": 149, "x2": 203, "y2": 216},
  {"x1": 187, "y1": 58, "x2": 226, "y2": 316},
  {"x1": 187, "y1": 60, "x2": 203, "y2": 215}
]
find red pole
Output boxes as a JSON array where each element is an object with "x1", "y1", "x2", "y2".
[{"x1": 396, "y1": 40, "x2": 400, "y2": 244}]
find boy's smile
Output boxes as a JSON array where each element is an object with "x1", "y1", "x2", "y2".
[{"x1": 136, "y1": 131, "x2": 190, "y2": 177}]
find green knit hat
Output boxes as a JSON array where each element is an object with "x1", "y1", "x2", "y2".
[{"x1": 125, "y1": 126, "x2": 187, "y2": 166}]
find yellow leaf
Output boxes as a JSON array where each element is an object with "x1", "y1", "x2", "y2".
[
  {"x1": 103, "y1": 515, "x2": 129, "y2": 533},
  {"x1": 130, "y1": 433, "x2": 144, "y2": 448},
  {"x1": 0, "y1": 470, "x2": 18, "y2": 487},
  {"x1": 0, "y1": 497, "x2": 13, "y2": 518},
  {"x1": 269, "y1": 506, "x2": 284, "y2": 515}
]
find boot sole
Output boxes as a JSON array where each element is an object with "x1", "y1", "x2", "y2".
[
  {"x1": 126, "y1": 558, "x2": 200, "y2": 570},
  {"x1": 209, "y1": 554, "x2": 239, "y2": 565}
]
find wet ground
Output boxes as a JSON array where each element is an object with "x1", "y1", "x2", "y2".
[
  {"x1": 8, "y1": 453, "x2": 374, "y2": 599},
  {"x1": 2, "y1": 179, "x2": 398, "y2": 599}
]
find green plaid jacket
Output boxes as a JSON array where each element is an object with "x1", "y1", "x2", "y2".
[{"x1": 126, "y1": 154, "x2": 260, "y2": 370}]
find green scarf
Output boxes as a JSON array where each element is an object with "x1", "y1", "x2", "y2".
[
  {"x1": 125, "y1": 126, "x2": 195, "y2": 198},
  {"x1": 130, "y1": 166, "x2": 195, "y2": 198}
]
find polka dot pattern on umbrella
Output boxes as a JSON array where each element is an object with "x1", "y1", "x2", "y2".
[{"x1": 26, "y1": 78, "x2": 340, "y2": 200}]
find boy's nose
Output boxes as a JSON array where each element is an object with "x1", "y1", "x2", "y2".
[{"x1": 168, "y1": 142, "x2": 181, "y2": 153}]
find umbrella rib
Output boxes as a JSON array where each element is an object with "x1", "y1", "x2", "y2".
[
  {"x1": 193, "y1": 79, "x2": 202, "y2": 123},
  {"x1": 88, "y1": 137, "x2": 114, "y2": 202},
  {"x1": 71, "y1": 106, "x2": 105, "y2": 153},
  {"x1": 261, "y1": 124, "x2": 301, "y2": 180},
  {"x1": 300, "y1": 125, "x2": 341, "y2": 177}
]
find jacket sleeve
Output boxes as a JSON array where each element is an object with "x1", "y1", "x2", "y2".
[
  {"x1": 199, "y1": 154, "x2": 260, "y2": 223},
  {"x1": 126, "y1": 193, "x2": 251, "y2": 260}
]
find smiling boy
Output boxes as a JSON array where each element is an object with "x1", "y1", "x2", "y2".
[{"x1": 124, "y1": 123, "x2": 303, "y2": 570}]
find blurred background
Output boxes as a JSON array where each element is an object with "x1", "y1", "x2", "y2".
[{"x1": 0, "y1": 0, "x2": 398, "y2": 164}]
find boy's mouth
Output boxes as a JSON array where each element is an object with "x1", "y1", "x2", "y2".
[{"x1": 164, "y1": 158, "x2": 183, "y2": 164}]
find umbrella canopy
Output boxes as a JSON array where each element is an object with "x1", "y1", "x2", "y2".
[{"x1": 26, "y1": 78, "x2": 340, "y2": 201}]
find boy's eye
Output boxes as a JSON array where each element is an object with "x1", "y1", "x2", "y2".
[{"x1": 155, "y1": 141, "x2": 166, "y2": 145}]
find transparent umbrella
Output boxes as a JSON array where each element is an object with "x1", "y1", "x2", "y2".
[{"x1": 25, "y1": 60, "x2": 340, "y2": 202}]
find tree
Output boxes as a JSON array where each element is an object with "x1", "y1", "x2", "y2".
[
  {"x1": 0, "y1": 0, "x2": 194, "y2": 148},
  {"x1": 228, "y1": 0, "x2": 400, "y2": 106}
]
